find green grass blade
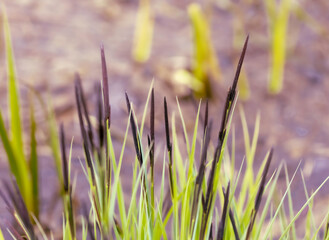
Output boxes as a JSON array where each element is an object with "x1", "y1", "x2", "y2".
[
  {"x1": 284, "y1": 165, "x2": 296, "y2": 240},
  {"x1": 48, "y1": 103, "x2": 64, "y2": 187},
  {"x1": 3, "y1": 5, "x2": 24, "y2": 162},
  {"x1": 263, "y1": 162, "x2": 301, "y2": 239},
  {"x1": 108, "y1": 117, "x2": 130, "y2": 233},
  {"x1": 139, "y1": 80, "x2": 154, "y2": 137},
  {"x1": 0, "y1": 112, "x2": 21, "y2": 184},
  {"x1": 300, "y1": 171, "x2": 316, "y2": 239},
  {"x1": 29, "y1": 98, "x2": 39, "y2": 218},
  {"x1": 279, "y1": 176, "x2": 329, "y2": 239},
  {"x1": 188, "y1": 100, "x2": 201, "y2": 178},
  {"x1": 0, "y1": 228, "x2": 3, "y2": 240},
  {"x1": 2, "y1": 5, "x2": 31, "y2": 210}
]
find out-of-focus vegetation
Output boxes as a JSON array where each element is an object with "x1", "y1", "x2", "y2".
[
  {"x1": 265, "y1": 0, "x2": 292, "y2": 94},
  {"x1": 173, "y1": 3, "x2": 221, "y2": 98},
  {"x1": 0, "y1": 6, "x2": 39, "y2": 219},
  {"x1": 132, "y1": 0, "x2": 154, "y2": 63},
  {"x1": 130, "y1": 0, "x2": 325, "y2": 97}
]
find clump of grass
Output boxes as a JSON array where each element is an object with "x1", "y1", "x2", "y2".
[{"x1": 0, "y1": 33, "x2": 329, "y2": 240}]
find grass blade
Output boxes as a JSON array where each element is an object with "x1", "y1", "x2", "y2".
[
  {"x1": 100, "y1": 45, "x2": 111, "y2": 124},
  {"x1": 125, "y1": 92, "x2": 143, "y2": 165},
  {"x1": 216, "y1": 182, "x2": 230, "y2": 240},
  {"x1": 164, "y1": 97, "x2": 174, "y2": 198},
  {"x1": 246, "y1": 148, "x2": 273, "y2": 240},
  {"x1": 29, "y1": 97, "x2": 38, "y2": 217},
  {"x1": 2, "y1": 5, "x2": 31, "y2": 212}
]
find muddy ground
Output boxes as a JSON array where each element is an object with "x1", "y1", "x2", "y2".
[{"x1": 0, "y1": 0, "x2": 329, "y2": 238}]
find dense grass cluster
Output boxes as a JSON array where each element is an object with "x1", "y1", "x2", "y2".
[{"x1": 0, "y1": 6, "x2": 329, "y2": 240}]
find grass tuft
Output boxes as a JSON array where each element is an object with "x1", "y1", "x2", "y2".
[{"x1": 0, "y1": 30, "x2": 328, "y2": 240}]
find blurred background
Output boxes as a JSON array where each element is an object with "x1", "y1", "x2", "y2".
[{"x1": 0, "y1": 0, "x2": 329, "y2": 236}]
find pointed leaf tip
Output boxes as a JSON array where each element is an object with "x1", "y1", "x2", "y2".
[
  {"x1": 100, "y1": 45, "x2": 110, "y2": 126},
  {"x1": 232, "y1": 35, "x2": 249, "y2": 95},
  {"x1": 60, "y1": 123, "x2": 68, "y2": 193}
]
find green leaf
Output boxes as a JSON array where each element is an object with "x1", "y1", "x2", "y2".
[
  {"x1": 0, "y1": 112, "x2": 21, "y2": 184},
  {"x1": 2, "y1": 5, "x2": 32, "y2": 212},
  {"x1": 29, "y1": 97, "x2": 39, "y2": 218}
]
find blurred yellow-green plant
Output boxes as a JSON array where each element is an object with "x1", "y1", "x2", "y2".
[
  {"x1": 0, "y1": 6, "x2": 39, "y2": 218},
  {"x1": 132, "y1": 0, "x2": 154, "y2": 63},
  {"x1": 265, "y1": 0, "x2": 292, "y2": 94},
  {"x1": 188, "y1": 3, "x2": 221, "y2": 98},
  {"x1": 173, "y1": 3, "x2": 221, "y2": 99}
]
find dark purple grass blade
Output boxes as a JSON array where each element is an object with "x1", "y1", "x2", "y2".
[
  {"x1": 125, "y1": 92, "x2": 143, "y2": 165},
  {"x1": 149, "y1": 88, "x2": 155, "y2": 209},
  {"x1": 209, "y1": 223, "x2": 213, "y2": 240},
  {"x1": 75, "y1": 79, "x2": 95, "y2": 183},
  {"x1": 219, "y1": 35, "x2": 249, "y2": 142},
  {"x1": 218, "y1": 91, "x2": 231, "y2": 142},
  {"x1": 255, "y1": 148, "x2": 273, "y2": 212},
  {"x1": 164, "y1": 97, "x2": 172, "y2": 163},
  {"x1": 230, "y1": 35, "x2": 249, "y2": 101},
  {"x1": 203, "y1": 99, "x2": 209, "y2": 139},
  {"x1": 150, "y1": 88, "x2": 155, "y2": 170},
  {"x1": 96, "y1": 83, "x2": 104, "y2": 149},
  {"x1": 100, "y1": 47, "x2": 111, "y2": 185},
  {"x1": 196, "y1": 120, "x2": 212, "y2": 186},
  {"x1": 164, "y1": 97, "x2": 174, "y2": 197},
  {"x1": 60, "y1": 124, "x2": 69, "y2": 193},
  {"x1": 228, "y1": 208, "x2": 240, "y2": 240},
  {"x1": 219, "y1": 184, "x2": 240, "y2": 240},
  {"x1": 200, "y1": 35, "x2": 249, "y2": 239},
  {"x1": 216, "y1": 182, "x2": 230, "y2": 240},
  {"x1": 100, "y1": 45, "x2": 111, "y2": 126},
  {"x1": 2, "y1": 180, "x2": 36, "y2": 239},
  {"x1": 75, "y1": 74, "x2": 95, "y2": 151},
  {"x1": 246, "y1": 148, "x2": 273, "y2": 240},
  {"x1": 190, "y1": 121, "x2": 212, "y2": 230}
]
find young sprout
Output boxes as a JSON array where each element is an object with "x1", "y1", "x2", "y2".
[
  {"x1": 266, "y1": 0, "x2": 292, "y2": 94},
  {"x1": 187, "y1": 3, "x2": 221, "y2": 98},
  {"x1": 132, "y1": 0, "x2": 154, "y2": 63}
]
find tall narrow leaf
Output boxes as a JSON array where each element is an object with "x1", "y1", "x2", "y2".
[{"x1": 1, "y1": 6, "x2": 32, "y2": 214}]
